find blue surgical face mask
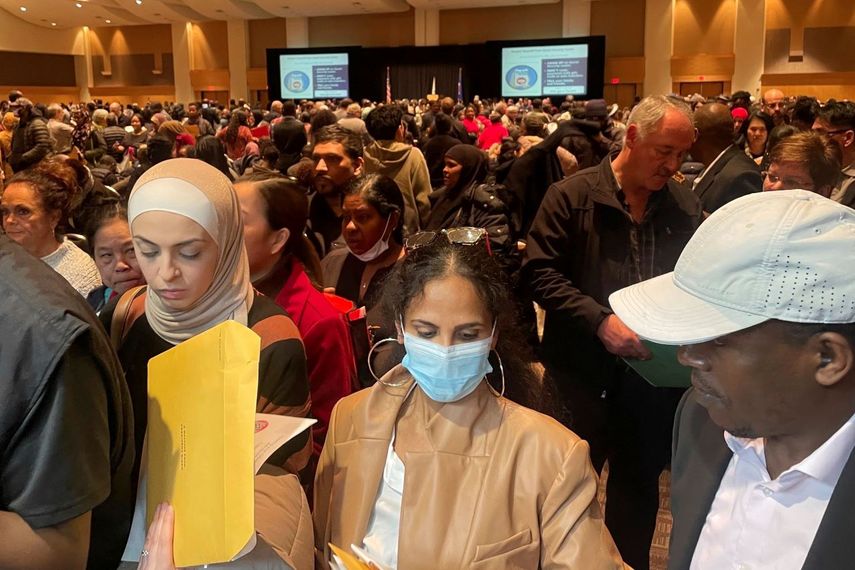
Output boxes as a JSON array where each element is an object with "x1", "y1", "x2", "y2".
[{"x1": 400, "y1": 323, "x2": 494, "y2": 403}]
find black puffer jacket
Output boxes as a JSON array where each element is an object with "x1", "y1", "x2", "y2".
[{"x1": 9, "y1": 111, "x2": 51, "y2": 172}]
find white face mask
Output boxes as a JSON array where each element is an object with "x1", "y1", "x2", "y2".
[{"x1": 347, "y1": 215, "x2": 391, "y2": 262}]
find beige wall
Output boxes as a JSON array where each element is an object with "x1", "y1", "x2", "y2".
[
  {"x1": 673, "y1": 0, "x2": 735, "y2": 57},
  {"x1": 763, "y1": 0, "x2": 855, "y2": 99},
  {"x1": 309, "y1": 9, "x2": 415, "y2": 47},
  {"x1": 591, "y1": 0, "x2": 644, "y2": 57},
  {"x1": 191, "y1": 21, "x2": 229, "y2": 70},
  {"x1": 89, "y1": 25, "x2": 172, "y2": 56},
  {"x1": 249, "y1": 18, "x2": 287, "y2": 68},
  {"x1": 439, "y1": 4, "x2": 562, "y2": 45}
]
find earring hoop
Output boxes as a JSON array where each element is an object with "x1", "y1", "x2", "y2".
[
  {"x1": 367, "y1": 338, "x2": 409, "y2": 386},
  {"x1": 487, "y1": 349, "x2": 506, "y2": 398}
]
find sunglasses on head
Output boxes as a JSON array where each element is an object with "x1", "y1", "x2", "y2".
[{"x1": 404, "y1": 226, "x2": 491, "y2": 255}]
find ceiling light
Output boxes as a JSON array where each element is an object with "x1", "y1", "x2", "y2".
[
  {"x1": 51, "y1": 22, "x2": 57, "y2": 26},
  {"x1": 19, "y1": 6, "x2": 27, "y2": 12},
  {"x1": 75, "y1": 2, "x2": 83, "y2": 7},
  {"x1": 136, "y1": 0, "x2": 142, "y2": 4},
  {"x1": 105, "y1": 19, "x2": 111, "y2": 23}
]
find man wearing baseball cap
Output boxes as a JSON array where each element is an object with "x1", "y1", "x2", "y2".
[{"x1": 610, "y1": 190, "x2": 855, "y2": 569}]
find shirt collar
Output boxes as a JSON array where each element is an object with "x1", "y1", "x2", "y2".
[
  {"x1": 724, "y1": 410, "x2": 855, "y2": 487},
  {"x1": 693, "y1": 145, "x2": 733, "y2": 188}
]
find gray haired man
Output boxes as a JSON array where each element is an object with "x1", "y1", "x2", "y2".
[{"x1": 522, "y1": 95, "x2": 700, "y2": 569}]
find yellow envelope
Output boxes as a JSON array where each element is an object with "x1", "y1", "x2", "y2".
[{"x1": 147, "y1": 320, "x2": 259, "y2": 568}]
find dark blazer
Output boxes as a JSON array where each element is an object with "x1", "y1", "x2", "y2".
[
  {"x1": 669, "y1": 391, "x2": 855, "y2": 570},
  {"x1": 693, "y1": 144, "x2": 762, "y2": 214}
]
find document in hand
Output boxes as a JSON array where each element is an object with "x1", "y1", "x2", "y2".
[
  {"x1": 623, "y1": 340, "x2": 691, "y2": 388},
  {"x1": 147, "y1": 320, "x2": 259, "y2": 568}
]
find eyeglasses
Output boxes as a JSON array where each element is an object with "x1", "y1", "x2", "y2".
[
  {"x1": 404, "y1": 227, "x2": 491, "y2": 254},
  {"x1": 761, "y1": 171, "x2": 815, "y2": 191}
]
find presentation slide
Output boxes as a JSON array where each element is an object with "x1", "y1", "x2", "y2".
[
  {"x1": 279, "y1": 53, "x2": 349, "y2": 99},
  {"x1": 501, "y1": 44, "x2": 589, "y2": 97}
]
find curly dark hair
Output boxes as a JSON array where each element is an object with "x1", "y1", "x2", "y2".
[
  {"x1": 7, "y1": 162, "x2": 82, "y2": 241},
  {"x1": 382, "y1": 238, "x2": 552, "y2": 415}
]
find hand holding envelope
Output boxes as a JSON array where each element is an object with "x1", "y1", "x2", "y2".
[{"x1": 146, "y1": 321, "x2": 315, "y2": 568}]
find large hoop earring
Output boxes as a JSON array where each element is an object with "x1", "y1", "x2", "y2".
[
  {"x1": 367, "y1": 338, "x2": 409, "y2": 387},
  {"x1": 487, "y1": 349, "x2": 506, "y2": 398}
]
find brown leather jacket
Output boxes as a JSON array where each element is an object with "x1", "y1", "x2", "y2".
[{"x1": 313, "y1": 365, "x2": 627, "y2": 569}]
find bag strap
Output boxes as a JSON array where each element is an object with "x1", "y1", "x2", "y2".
[{"x1": 110, "y1": 285, "x2": 147, "y2": 350}]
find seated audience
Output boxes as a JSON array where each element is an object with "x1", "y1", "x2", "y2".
[{"x1": 610, "y1": 190, "x2": 855, "y2": 570}]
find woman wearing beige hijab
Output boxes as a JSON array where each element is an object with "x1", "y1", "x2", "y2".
[{"x1": 101, "y1": 158, "x2": 313, "y2": 569}]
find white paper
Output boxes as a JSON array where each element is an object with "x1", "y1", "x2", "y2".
[{"x1": 254, "y1": 413, "x2": 316, "y2": 473}]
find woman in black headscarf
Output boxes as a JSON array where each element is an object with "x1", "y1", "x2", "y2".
[
  {"x1": 426, "y1": 144, "x2": 512, "y2": 256},
  {"x1": 272, "y1": 119, "x2": 308, "y2": 174}
]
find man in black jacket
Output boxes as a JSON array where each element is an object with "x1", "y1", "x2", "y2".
[
  {"x1": 8, "y1": 98, "x2": 52, "y2": 172},
  {"x1": 691, "y1": 102, "x2": 762, "y2": 215},
  {"x1": 522, "y1": 95, "x2": 700, "y2": 570},
  {"x1": 610, "y1": 190, "x2": 855, "y2": 570}
]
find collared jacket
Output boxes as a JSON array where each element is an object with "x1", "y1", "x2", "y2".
[
  {"x1": 522, "y1": 155, "x2": 700, "y2": 384},
  {"x1": 313, "y1": 365, "x2": 627, "y2": 570}
]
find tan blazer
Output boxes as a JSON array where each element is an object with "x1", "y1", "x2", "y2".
[{"x1": 313, "y1": 365, "x2": 626, "y2": 569}]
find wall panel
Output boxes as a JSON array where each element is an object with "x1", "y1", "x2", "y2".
[{"x1": 439, "y1": 4, "x2": 562, "y2": 45}]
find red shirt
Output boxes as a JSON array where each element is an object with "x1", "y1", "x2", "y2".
[{"x1": 477, "y1": 123, "x2": 509, "y2": 150}]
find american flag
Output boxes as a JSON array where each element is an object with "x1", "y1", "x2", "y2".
[{"x1": 385, "y1": 66, "x2": 392, "y2": 103}]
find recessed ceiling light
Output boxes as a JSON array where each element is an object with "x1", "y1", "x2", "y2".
[
  {"x1": 75, "y1": 2, "x2": 82, "y2": 7},
  {"x1": 51, "y1": 22, "x2": 57, "y2": 26},
  {"x1": 19, "y1": 6, "x2": 27, "y2": 12},
  {"x1": 135, "y1": 0, "x2": 142, "y2": 4},
  {"x1": 105, "y1": 19, "x2": 111, "y2": 23}
]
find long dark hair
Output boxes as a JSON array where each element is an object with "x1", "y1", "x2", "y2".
[
  {"x1": 225, "y1": 110, "x2": 248, "y2": 144},
  {"x1": 239, "y1": 173, "x2": 323, "y2": 285},
  {"x1": 194, "y1": 135, "x2": 233, "y2": 180},
  {"x1": 348, "y1": 174, "x2": 405, "y2": 245},
  {"x1": 737, "y1": 111, "x2": 774, "y2": 154},
  {"x1": 383, "y1": 238, "x2": 551, "y2": 415}
]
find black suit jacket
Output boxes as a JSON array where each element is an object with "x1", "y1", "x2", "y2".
[
  {"x1": 669, "y1": 391, "x2": 855, "y2": 569},
  {"x1": 693, "y1": 145, "x2": 762, "y2": 214}
]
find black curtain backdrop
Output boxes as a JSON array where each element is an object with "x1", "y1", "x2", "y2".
[
  {"x1": 352, "y1": 45, "x2": 492, "y2": 102},
  {"x1": 390, "y1": 63, "x2": 460, "y2": 100}
]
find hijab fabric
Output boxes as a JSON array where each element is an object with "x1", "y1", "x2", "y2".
[
  {"x1": 444, "y1": 144, "x2": 487, "y2": 193},
  {"x1": 128, "y1": 158, "x2": 254, "y2": 344},
  {"x1": 272, "y1": 119, "x2": 308, "y2": 173}
]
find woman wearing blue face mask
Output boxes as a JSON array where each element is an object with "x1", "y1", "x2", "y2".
[{"x1": 313, "y1": 236, "x2": 626, "y2": 570}]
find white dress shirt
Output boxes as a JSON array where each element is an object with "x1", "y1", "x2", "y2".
[
  {"x1": 360, "y1": 433, "x2": 405, "y2": 570},
  {"x1": 690, "y1": 411, "x2": 855, "y2": 570}
]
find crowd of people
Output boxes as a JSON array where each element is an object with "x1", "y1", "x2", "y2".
[{"x1": 0, "y1": 83, "x2": 853, "y2": 570}]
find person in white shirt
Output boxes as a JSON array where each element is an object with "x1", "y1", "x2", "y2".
[{"x1": 609, "y1": 190, "x2": 855, "y2": 570}]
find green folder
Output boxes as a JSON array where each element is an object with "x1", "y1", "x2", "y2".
[{"x1": 623, "y1": 340, "x2": 692, "y2": 388}]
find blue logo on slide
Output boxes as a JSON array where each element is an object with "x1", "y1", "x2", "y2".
[
  {"x1": 283, "y1": 71, "x2": 310, "y2": 93},
  {"x1": 505, "y1": 65, "x2": 537, "y2": 90}
]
